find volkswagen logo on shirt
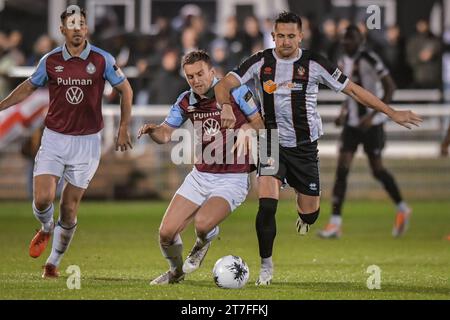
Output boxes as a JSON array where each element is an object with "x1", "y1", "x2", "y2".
[
  {"x1": 203, "y1": 118, "x2": 220, "y2": 136},
  {"x1": 66, "y1": 86, "x2": 84, "y2": 105}
]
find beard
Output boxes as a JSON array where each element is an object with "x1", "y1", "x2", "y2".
[{"x1": 71, "y1": 35, "x2": 84, "y2": 47}]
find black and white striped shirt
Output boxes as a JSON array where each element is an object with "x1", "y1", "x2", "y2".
[
  {"x1": 230, "y1": 48, "x2": 349, "y2": 147},
  {"x1": 339, "y1": 49, "x2": 390, "y2": 127}
]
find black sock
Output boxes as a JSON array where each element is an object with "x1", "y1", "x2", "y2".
[
  {"x1": 332, "y1": 166, "x2": 349, "y2": 216},
  {"x1": 299, "y1": 208, "x2": 320, "y2": 225},
  {"x1": 255, "y1": 198, "x2": 278, "y2": 259}
]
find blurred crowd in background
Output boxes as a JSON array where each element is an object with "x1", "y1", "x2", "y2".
[{"x1": 0, "y1": 4, "x2": 444, "y2": 105}]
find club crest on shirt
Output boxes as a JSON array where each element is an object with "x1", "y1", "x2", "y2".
[
  {"x1": 297, "y1": 66, "x2": 306, "y2": 77},
  {"x1": 86, "y1": 62, "x2": 96, "y2": 74}
]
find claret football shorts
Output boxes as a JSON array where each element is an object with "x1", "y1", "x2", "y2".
[
  {"x1": 176, "y1": 167, "x2": 250, "y2": 211},
  {"x1": 33, "y1": 127, "x2": 101, "y2": 189}
]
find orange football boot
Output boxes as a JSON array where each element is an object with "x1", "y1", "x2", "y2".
[
  {"x1": 42, "y1": 263, "x2": 59, "y2": 278},
  {"x1": 29, "y1": 229, "x2": 52, "y2": 258}
]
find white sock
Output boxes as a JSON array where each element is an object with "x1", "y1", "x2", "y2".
[
  {"x1": 330, "y1": 215, "x2": 342, "y2": 226},
  {"x1": 196, "y1": 226, "x2": 219, "y2": 247},
  {"x1": 397, "y1": 202, "x2": 410, "y2": 213},
  {"x1": 160, "y1": 234, "x2": 183, "y2": 274},
  {"x1": 261, "y1": 256, "x2": 273, "y2": 271},
  {"x1": 32, "y1": 202, "x2": 54, "y2": 233},
  {"x1": 46, "y1": 220, "x2": 77, "y2": 267}
]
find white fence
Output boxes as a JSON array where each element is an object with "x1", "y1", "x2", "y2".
[{"x1": 101, "y1": 103, "x2": 450, "y2": 159}]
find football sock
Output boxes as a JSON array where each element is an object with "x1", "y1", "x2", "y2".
[
  {"x1": 396, "y1": 201, "x2": 410, "y2": 213},
  {"x1": 331, "y1": 166, "x2": 350, "y2": 216},
  {"x1": 196, "y1": 226, "x2": 219, "y2": 247},
  {"x1": 299, "y1": 208, "x2": 320, "y2": 224},
  {"x1": 32, "y1": 202, "x2": 54, "y2": 233},
  {"x1": 46, "y1": 220, "x2": 77, "y2": 267},
  {"x1": 373, "y1": 169, "x2": 402, "y2": 204},
  {"x1": 256, "y1": 198, "x2": 278, "y2": 259},
  {"x1": 330, "y1": 214, "x2": 342, "y2": 226},
  {"x1": 261, "y1": 256, "x2": 273, "y2": 271},
  {"x1": 160, "y1": 233, "x2": 183, "y2": 274}
]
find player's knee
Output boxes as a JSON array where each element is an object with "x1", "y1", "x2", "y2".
[
  {"x1": 256, "y1": 198, "x2": 278, "y2": 228},
  {"x1": 159, "y1": 227, "x2": 177, "y2": 246},
  {"x1": 371, "y1": 168, "x2": 387, "y2": 181},
  {"x1": 299, "y1": 207, "x2": 320, "y2": 225},
  {"x1": 336, "y1": 166, "x2": 350, "y2": 181},
  {"x1": 33, "y1": 193, "x2": 54, "y2": 211},
  {"x1": 194, "y1": 218, "x2": 213, "y2": 238}
]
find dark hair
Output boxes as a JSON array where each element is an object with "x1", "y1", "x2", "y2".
[
  {"x1": 344, "y1": 25, "x2": 363, "y2": 38},
  {"x1": 181, "y1": 50, "x2": 212, "y2": 68},
  {"x1": 275, "y1": 11, "x2": 302, "y2": 30},
  {"x1": 60, "y1": 7, "x2": 87, "y2": 24}
]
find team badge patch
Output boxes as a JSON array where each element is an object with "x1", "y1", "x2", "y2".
[
  {"x1": 297, "y1": 66, "x2": 306, "y2": 77},
  {"x1": 86, "y1": 62, "x2": 96, "y2": 74}
]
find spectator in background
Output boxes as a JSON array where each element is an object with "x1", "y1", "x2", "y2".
[
  {"x1": 26, "y1": 35, "x2": 57, "y2": 67},
  {"x1": 262, "y1": 17, "x2": 275, "y2": 49},
  {"x1": 148, "y1": 49, "x2": 189, "y2": 104},
  {"x1": 300, "y1": 16, "x2": 312, "y2": 49},
  {"x1": 0, "y1": 30, "x2": 26, "y2": 99},
  {"x1": 180, "y1": 27, "x2": 198, "y2": 55},
  {"x1": 319, "y1": 18, "x2": 340, "y2": 63},
  {"x1": 153, "y1": 16, "x2": 179, "y2": 54},
  {"x1": 381, "y1": 25, "x2": 412, "y2": 88},
  {"x1": 223, "y1": 16, "x2": 245, "y2": 68},
  {"x1": 243, "y1": 15, "x2": 264, "y2": 56},
  {"x1": 210, "y1": 38, "x2": 229, "y2": 78},
  {"x1": 189, "y1": 15, "x2": 216, "y2": 51},
  {"x1": 407, "y1": 19, "x2": 442, "y2": 88},
  {"x1": 337, "y1": 18, "x2": 350, "y2": 36},
  {"x1": 172, "y1": 4, "x2": 202, "y2": 32}
]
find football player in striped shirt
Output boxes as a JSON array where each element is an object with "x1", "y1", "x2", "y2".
[{"x1": 215, "y1": 11, "x2": 422, "y2": 285}]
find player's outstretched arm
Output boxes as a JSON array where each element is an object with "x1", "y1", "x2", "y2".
[
  {"x1": 114, "y1": 79, "x2": 133, "y2": 152},
  {"x1": 137, "y1": 123, "x2": 175, "y2": 144},
  {"x1": 0, "y1": 80, "x2": 37, "y2": 112},
  {"x1": 215, "y1": 73, "x2": 241, "y2": 129},
  {"x1": 342, "y1": 80, "x2": 423, "y2": 129}
]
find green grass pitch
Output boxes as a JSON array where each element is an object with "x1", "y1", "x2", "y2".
[{"x1": 0, "y1": 200, "x2": 449, "y2": 300}]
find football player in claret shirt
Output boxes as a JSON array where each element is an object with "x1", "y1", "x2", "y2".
[
  {"x1": 138, "y1": 50, "x2": 264, "y2": 285},
  {"x1": 0, "y1": 7, "x2": 133, "y2": 278},
  {"x1": 215, "y1": 11, "x2": 422, "y2": 285}
]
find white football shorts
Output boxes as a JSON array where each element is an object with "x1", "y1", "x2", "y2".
[
  {"x1": 33, "y1": 127, "x2": 101, "y2": 189},
  {"x1": 176, "y1": 167, "x2": 250, "y2": 211}
]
